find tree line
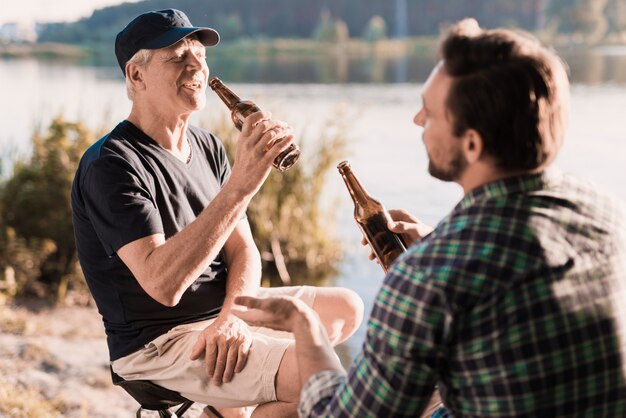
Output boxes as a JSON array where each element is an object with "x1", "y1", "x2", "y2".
[{"x1": 37, "y1": 0, "x2": 626, "y2": 46}]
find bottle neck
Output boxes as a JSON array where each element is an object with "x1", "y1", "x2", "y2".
[
  {"x1": 338, "y1": 162, "x2": 370, "y2": 206},
  {"x1": 209, "y1": 77, "x2": 240, "y2": 109}
]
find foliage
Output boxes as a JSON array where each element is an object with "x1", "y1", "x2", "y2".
[
  {"x1": 215, "y1": 12, "x2": 245, "y2": 40},
  {"x1": 31, "y1": 0, "x2": 626, "y2": 54},
  {"x1": 0, "y1": 110, "x2": 350, "y2": 302},
  {"x1": 36, "y1": 0, "x2": 576, "y2": 46},
  {"x1": 548, "y1": 0, "x2": 611, "y2": 42},
  {"x1": 0, "y1": 117, "x2": 93, "y2": 304},
  {"x1": 205, "y1": 111, "x2": 351, "y2": 286},
  {"x1": 362, "y1": 16, "x2": 388, "y2": 43},
  {"x1": 312, "y1": 9, "x2": 349, "y2": 43},
  {"x1": 607, "y1": 0, "x2": 626, "y2": 32}
]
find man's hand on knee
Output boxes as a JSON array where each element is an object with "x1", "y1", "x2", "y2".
[{"x1": 190, "y1": 315, "x2": 252, "y2": 386}]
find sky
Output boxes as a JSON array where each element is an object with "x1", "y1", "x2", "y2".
[{"x1": 1, "y1": 0, "x2": 142, "y2": 25}]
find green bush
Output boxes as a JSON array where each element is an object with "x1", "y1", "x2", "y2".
[
  {"x1": 0, "y1": 111, "x2": 350, "y2": 302},
  {"x1": 312, "y1": 9, "x2": 350, "y2": 43},
  {"x1": 362, "y1": 15, "x2": 387, "y2": 43},
  {"x1": 0, "y1": 116, "x2": 93, "y2": 304}
]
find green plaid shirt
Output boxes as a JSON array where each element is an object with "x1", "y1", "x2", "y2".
[{"x1": 299, "y1": 170, "x2": 626, "y2": 417}]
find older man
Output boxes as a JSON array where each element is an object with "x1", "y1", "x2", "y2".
[
  {"x1": 234, "y1": 19, "x2": 626, "y2": 417},
  {"x1": 71, "y1": 9, "x2": 363, "y2": 418}
]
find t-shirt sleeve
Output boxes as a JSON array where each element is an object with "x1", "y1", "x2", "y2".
[
  {"x1": 212, "y1": 133, "x2": 232, "y2": 187},
  {"x1": 80, "y1": 154, "x2": 163, "y2": 256}
]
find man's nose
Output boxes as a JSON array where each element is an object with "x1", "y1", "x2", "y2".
[
  {"x1": 414, "y1": 109, "x2": 425, "y2": 126},
  {"x1": 186, "y1": 53, "x2": 205, "y2": 70}
]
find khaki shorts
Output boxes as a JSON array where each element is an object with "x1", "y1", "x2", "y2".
[{"x1": 111, "y1": 286, "x2": 316, "y2": 407}]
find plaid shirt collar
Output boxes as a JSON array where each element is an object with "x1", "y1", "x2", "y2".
[{"x1": 456, "y1": 168, "x2": 563, "y2": 211}]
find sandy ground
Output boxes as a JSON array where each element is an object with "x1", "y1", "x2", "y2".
[
  {"x1": 0, "y1": 302, "x2": 205, "y2": 417},
  {"x1": 0, "y1": 301, "x2": 443, "y2": 418}
]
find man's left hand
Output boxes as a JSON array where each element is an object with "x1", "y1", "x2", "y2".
[{"x1": 190, "y1": 315, "x2": 252, "y2": 386}]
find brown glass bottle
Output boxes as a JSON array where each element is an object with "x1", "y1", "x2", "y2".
[
  {"x1": 337, "y1": 160, "x2": 406, "y2": 272},
  {"x1": 208, "y1": 76, "x2": 301, "y2": 171}
]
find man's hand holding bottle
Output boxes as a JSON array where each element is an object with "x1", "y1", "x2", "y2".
[
  {"x1": 361, "y1": 209, "x2": 434, "y2": 263},
  {"x1": 387, "y1": 209, "x2": 434, "y2": 246}
]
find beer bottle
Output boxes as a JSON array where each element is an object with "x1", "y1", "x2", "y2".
[
  {"x1": 208, "y1": 76, "x2": 301, "y2": 171},
  {"x1": 337, "y1": 160, "x2": 406, "y2": 272}
]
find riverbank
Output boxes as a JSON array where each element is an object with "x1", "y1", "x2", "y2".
[
  {"x1": 3, "y1": 34, "x2": 625, "y2": 69},
  {"x1": 0, "y1": 301, "x2": 204, "y2": 417},
  {"x1": 0, "y1": 297, "x2": 357, "y2": 418}
]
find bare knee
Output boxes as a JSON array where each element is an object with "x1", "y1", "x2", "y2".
[
  {"x1": 274, "y1": 344, "x2": 301, "y2": 403},
  {"x1": 312, "y1": 287, "x2": 364, "y2": 345}
]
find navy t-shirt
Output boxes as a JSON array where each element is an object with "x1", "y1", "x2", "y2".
[{"x1": 71, "y1": 120, "x2": 231, "y2": 361}]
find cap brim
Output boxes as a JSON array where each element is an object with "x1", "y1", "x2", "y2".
[{"x1": 143, "y1": 27, "x2": 220, "y2": 50}]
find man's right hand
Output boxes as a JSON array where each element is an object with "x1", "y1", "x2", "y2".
[
  {"x1": 360, "y1": 209, "x2": 433, "y2": 264},
  {"x1": 190, "y1": 315, "x2": 253, "y2": 386},
  {"x1": 228, "y1": 111, "x2": 295, "y2": 195},
  {"x1": 387, "y1": 209, "x2": 434, "y2": 246}
]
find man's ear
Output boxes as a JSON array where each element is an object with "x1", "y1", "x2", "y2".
[
  {"x1": 126, "y1": 63, "x2": 146, "y2": 91},
  {"x1": 461, "y1": 128, "x2": 483, "y2": 164}
]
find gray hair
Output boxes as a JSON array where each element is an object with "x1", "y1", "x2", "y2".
[{"x1": 125, "y1": 49, "x2": 154, "y2": 100}]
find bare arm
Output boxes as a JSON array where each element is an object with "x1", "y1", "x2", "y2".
[
  {"x1": 116, "y1": 183, "x2": 252, "y2": 306},
  {"x1": 189, "y1": 220, "x2": 262, "y2": 385},
  {"x1": 219, "y1": 219, "x2": 263, "y2": 314}
]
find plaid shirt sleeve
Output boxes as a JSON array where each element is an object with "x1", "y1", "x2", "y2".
[
  {"x1": 298, "y1": 252, "x2": 449, "y2": 418},
  {"x1": 298, "y1": 370, "x2": 346, "y2": 417},
  {"x1": 298, "y1": 370, "x2": 453, "y2": 418}
]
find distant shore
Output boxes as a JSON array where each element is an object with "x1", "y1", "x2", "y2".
[
  {"x1": 0, "y1": 37, "x2": 436, "y2": 62},
  {"x1": 0, "y1": 42, "x2": 87, "y2": 59},
  {"x1": 2, "y1": 36, "x2": 625, "y2": 71}
]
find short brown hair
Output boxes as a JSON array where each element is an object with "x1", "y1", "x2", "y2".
[{"x1": 439, "y1": 19, "x2": 569, "y2": 171}]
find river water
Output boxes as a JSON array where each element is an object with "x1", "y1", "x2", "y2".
[{"x1": 1, "y1": 54, "x2": 625, "y2": 359}]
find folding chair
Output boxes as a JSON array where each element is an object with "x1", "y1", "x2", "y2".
[{"x1": 111, "y1": 366, "x2": 223, "y2": 418}]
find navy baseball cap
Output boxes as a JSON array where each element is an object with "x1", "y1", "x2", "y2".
[{"x1": 115, "y1": 8, "x2": 220, "y2": 75}]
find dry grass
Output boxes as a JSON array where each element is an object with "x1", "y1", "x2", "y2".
[
  {"x1": 0, "y1": 380, "x2": 67, "y2": 418},
  {"x1": 0, "y1": 304, "x2": 34, "y2": 335},
  {"x1": 19, "y1": 343, "x2": 65, "y2": 373},
  {"x1": 0, "y1": 301, "x2": 131, "y2": 417},
  {"x1": 0, "y1": 302, "x2": 105, "y2": 339}
]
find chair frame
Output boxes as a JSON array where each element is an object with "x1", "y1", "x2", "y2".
[{"x1": 111, "y1": 366, "x2": 223, "y2": 418}]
